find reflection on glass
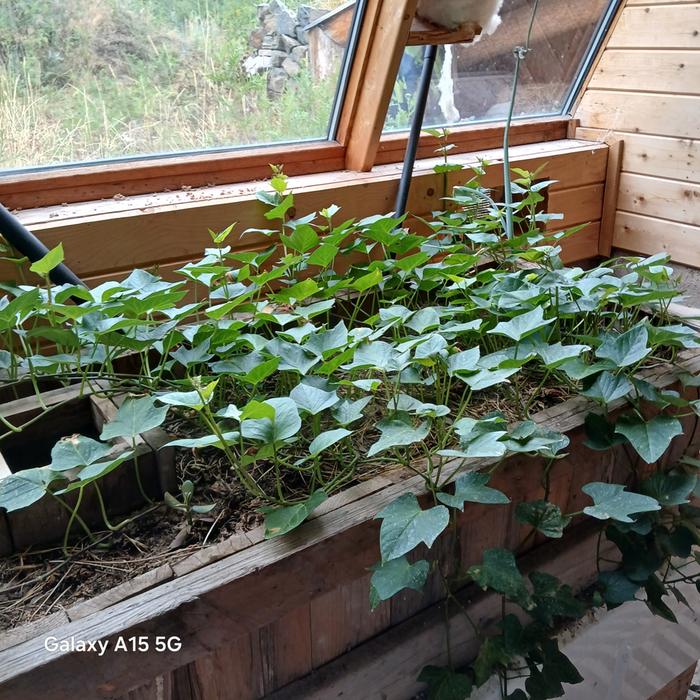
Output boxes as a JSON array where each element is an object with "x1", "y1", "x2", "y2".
[
  {"x1": 386, "y1": 0, "x2": 611, "y2": 131},
  {"x1": 0, "y1": 0, "x2": 353, "y2": 171}
]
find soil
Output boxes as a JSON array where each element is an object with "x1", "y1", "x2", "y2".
[{"x1": 0, "y1": 377, "x2": 571, "y2": 632}]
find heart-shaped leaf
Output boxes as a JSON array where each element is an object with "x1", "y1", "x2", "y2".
[
  {"x1": 167, "y1": 432, "x2": 240, "y2": 450},
  {"x1": 290, "y1": 380, "x2": 339, "y2": 415},
  {"x1": 100, "y1": 396, "x2": 169, "y2": 441},
  {"x1": 582, "y1": 482, "x2": 660, "y2": 522},
  {"x1": 468, "y1": 548, "x2": 533, "y2": 609},
  {"x1": 437, "y1": 473, "x2": 509, "y2": 510},
  {"x1": 614, "y1": 414, "x2": 683, "y2": 464},
  {"x1": 376, "y1": 493, "x2": 449, "y2": 561},
  {"x1": 487, "y1": 307, "x2": 554, "y2": 342},
  {"x1": 369, "y1": 556, "x2": 429, "y2": 609},
  {"x1": 368, "y1": 417, "x2": 430, "y2": 458},
  {"x1": 0, "y1": 468, "x2": 64, "y2": 512},
  {"x1": 262, "y1": 489, "x2": 328, "y2": 539},
  {"x1": 241, "y1": 397, "x2": 302, "y2": 443},
  {"x1": 308, "y1": 428, "x2": 352, "y2": 456},
  {"x1": 641, "y1": 471, "x2": 697, "y2": 506},
  {"x1": 49, "y1": 435, "x2": 113, "y2": 471},
  {"x1": 516, "y1": 500, "x2": 571, "y2": 538},
  {"x1": 582, "y1": 372, "x2": 632, "y2": 404},
  {"x1": 595, "y1": 324, "x2": 650, "y2": 367}
]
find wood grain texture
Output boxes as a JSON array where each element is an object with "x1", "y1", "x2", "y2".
[
  {"x1": 599, "y1": 140, "x2": 624, "y2": 256},
  {"x1": 1, "y1": 141, "x2": 608, "y2": 283},
  {"x1": 344, "y1": 0, "x2": 418, "y2": 170},
  {"x1": 575, "y1": 0, "x2": 700, "y2": 267}
]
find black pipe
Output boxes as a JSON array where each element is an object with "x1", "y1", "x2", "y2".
[
  {"x1": 394, "y1": 44, "x2": 438, "y2": 219},
  {"x1": 0, "y1": 203, "x2": 84, "y2": 287}
]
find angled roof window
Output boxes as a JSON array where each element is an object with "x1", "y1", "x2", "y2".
[
  {"x1": 385, "y1": 0, "x2": 620, "y2": 132},
  {"x1": 0, "y1": 0, "x2": 361, "y2": 173}
]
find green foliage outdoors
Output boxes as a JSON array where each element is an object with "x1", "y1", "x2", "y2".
[
  {"x1": 0, "y1": 0, "x2": 342, "y2": 168},
  {"x1": 0, "y1": 155, "x2": 699, "y2": 696}
]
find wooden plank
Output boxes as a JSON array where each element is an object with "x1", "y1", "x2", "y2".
[
  {"x1": 599, "y1": 140, "x2": 624, "y2": 256},
  {"x1": 344, "y1": 0, "x2": 418, "y2": 171},
  {"x1": 2, "y1": 353, "x2": 696, "y2": 700},
  {"x1": 577, "y1": 91, "x2": 699, "y2": 139},
  {"x1": 0, "y1": 143, "x2": 346, "y2": 212},
  {"x1": 1, "y1": 142, "x2": 607, "y2": 280},
  {"x1": 648, "y1": 662, "x2": 698, "y2": 700},
  {"x1": 547, "y1": 183, "x2": 605, "y2": 230},
  {"x1": 375, "y1": 117, "x2": 571, "y2": 166},
  {"x1": 606, "y1": 4, "x2": 700, "y2": 49},
  {"x1": 588, "y1": 49, "x2": 700, "y2": 95},
  {"x1": 576, "y1": 128, "x2": 699, "y2": 183},
  {"x1": 268, "y1": 525, "x2": 615, "y2": 700},
  {"x1": 407, "y1": 17, "x2": 479, "y2": 46},
  {"x1": 614, "y1": 211, "x2": 700, "y2": 267},
  {"x1": 617, "y1": 172, "x2": 700, "y2": 226}
]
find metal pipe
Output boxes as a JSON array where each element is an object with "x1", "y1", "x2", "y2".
[
  {"x1": 394, "y1": 44, "x2": 438, "y2": 219},
  {"x1": 0, "y1": 203, "x2": 84, "y2": 287}
]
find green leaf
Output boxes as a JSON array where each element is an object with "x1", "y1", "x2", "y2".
[
  {"x1": 641, "y1": 471, "x2": 697, "y2": 506},
  {"x1": 264, "y1": 193, "x2": 294, "y2": 220},
  {"x1": 376, "y1": 493, "x2": 449, "y2": 561},
  {"x1": 262, "y1": 489, "x2": 328, "y2": 539},
  {"x1": 29, "y1": 243, "x2": 64, "y2": 276},
  {"x1": 437, "y1": 473, "x2": 510, "y2": 510},
  {"x1": 595, "y1": 324, "x2": 650, "y2": 368},
  {"x1": 516, "y1": 500, "x2": 571, "y2": 538},
  {"x1": 582, "y1": 371, "x2": 632, "y2": 404},
  {"x1": 536, "y1": 342, "x2": 591, "y2": 368},
  {"x1": 60, "y1": 451, "x2": 134, "y2": 489},
  {"x1": 49, "y1": 435, "x2": 113, "y2": 471},
  {"x1": 417, "y1": 665, "x2": 473, "y2": 700},
  {"x1": 307, "y1": 243, "x2": 339, "y2": 268},
  {"x1": 168, "y1": 432, "x2": 240, "y2": 450},
  {"x1": 157, "y1": 380, "x2": 218, "y2": 412},
  {"x1": 446, "y1": 347, "x2": 481, "y2": 376},
  {"x1": 281, "y1": 223, "x2": 318, "y2": 253},
  {"x1": 352, "y1": 268, "x2": 383, "y2": 293},
  {"x1": 332, "y1": 397, "x2": 372, "y2": 426},
  {"x1": 530, "y1": 572, "x2": 585, "y2": 624},
  {"x1": 241, "y1": 397, "x2": 302, "y2": 443},
  {"x1": 468, "y1": 548, "x2": 533, "y2": 609},
  {"x1": 598, "y1": 571, "x2": 640, "y2": 606},
  {"x1": 308, "y1": 428, "x2": 352, "y2": 456},
  {"x1": 0, "y1": 467, "x2": 64, "y2": 512},
  {"x1": 614, "y1": 414, "x2": 683, "y2": 464},
  {"x1": 289, "y1": 380, "x2": 339, "y2": 415},
  {"x1": 584, "y1": 412, "x2": 626, "y2": 451},
  {"x1": 582, "y1": 482, "x2": 660, "y2": 523},
  {"x1": 367, "y1": 417, "x2": 430, "y2": 457},
  {"x1": 487, "y1": 307, "x2": 554, "y2": 342},
  {"x1": 100, "y1": 396, "x2": 168, "y2": 441},
  {"x1": 369, "y1": 556, "x2": 429, "y2": 609}
]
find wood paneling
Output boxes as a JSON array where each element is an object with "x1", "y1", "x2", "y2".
[
  {"x1": 588, "y1": 49, "x2": 700, "y2": 95},
  {"x1": 576, "y1": 1, "x2": 700, "y2": 268},
  {"x1": 2, "y1": 141, "x2": 608, "y2": 284},
  {"x1": 606, "y1": 4, "x2": 700, "y2": 49}
]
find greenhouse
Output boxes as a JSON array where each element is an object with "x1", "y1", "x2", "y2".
[{"x1": 0, "y1": 1, "x2": 698, "y2": 698}]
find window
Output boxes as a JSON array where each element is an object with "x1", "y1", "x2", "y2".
[
  {"x1": 385, "y1": 0, "x2": 615, "y2": 131},
  {"x1": 0, "y1": 0, "x2": 356, "y2": 172}
]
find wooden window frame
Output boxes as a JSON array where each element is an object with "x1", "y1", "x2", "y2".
[{"x1": 0, "y1": 0, "x2": 573, "y2": 212}]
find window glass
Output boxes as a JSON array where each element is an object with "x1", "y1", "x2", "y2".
[
  {"x1": 386, "y1": 0, "x2": 612, "y2": 131},
  {"x1": 0, "y1": 0, "x2": 355, "y2": 171}
]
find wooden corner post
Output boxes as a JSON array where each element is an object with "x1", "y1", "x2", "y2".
[{"x1": 341, "y1": 0, "x2": 419, "y2": 172}]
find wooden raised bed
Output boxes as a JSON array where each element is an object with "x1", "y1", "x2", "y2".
[
  {"x1": 0, "y1": 352, "x2": 698, "y2": 700},
  {"x1": 0, "y1": 386, "x2": 175, "y2": 554}
]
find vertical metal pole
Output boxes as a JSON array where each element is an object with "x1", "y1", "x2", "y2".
[{"x1": 394, "y1": 44, "x2": 438, "y2": 218}]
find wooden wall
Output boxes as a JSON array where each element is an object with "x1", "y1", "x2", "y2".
[{"x1": 576, "y1": 0, "x2": 700, "y2": 268}]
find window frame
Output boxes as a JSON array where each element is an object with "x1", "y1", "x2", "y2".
[{"x1": 0, "y1": 0, "x2": 615, "y2": 211}]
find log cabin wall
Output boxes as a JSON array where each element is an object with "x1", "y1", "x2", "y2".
[{"x1": 575, "y1": 0, "x2": 700, "y2": 268}]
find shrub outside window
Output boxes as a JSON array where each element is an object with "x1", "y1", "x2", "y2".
[{"x1": 0, "y1": 0, "x2": 356, "y2": 172}]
